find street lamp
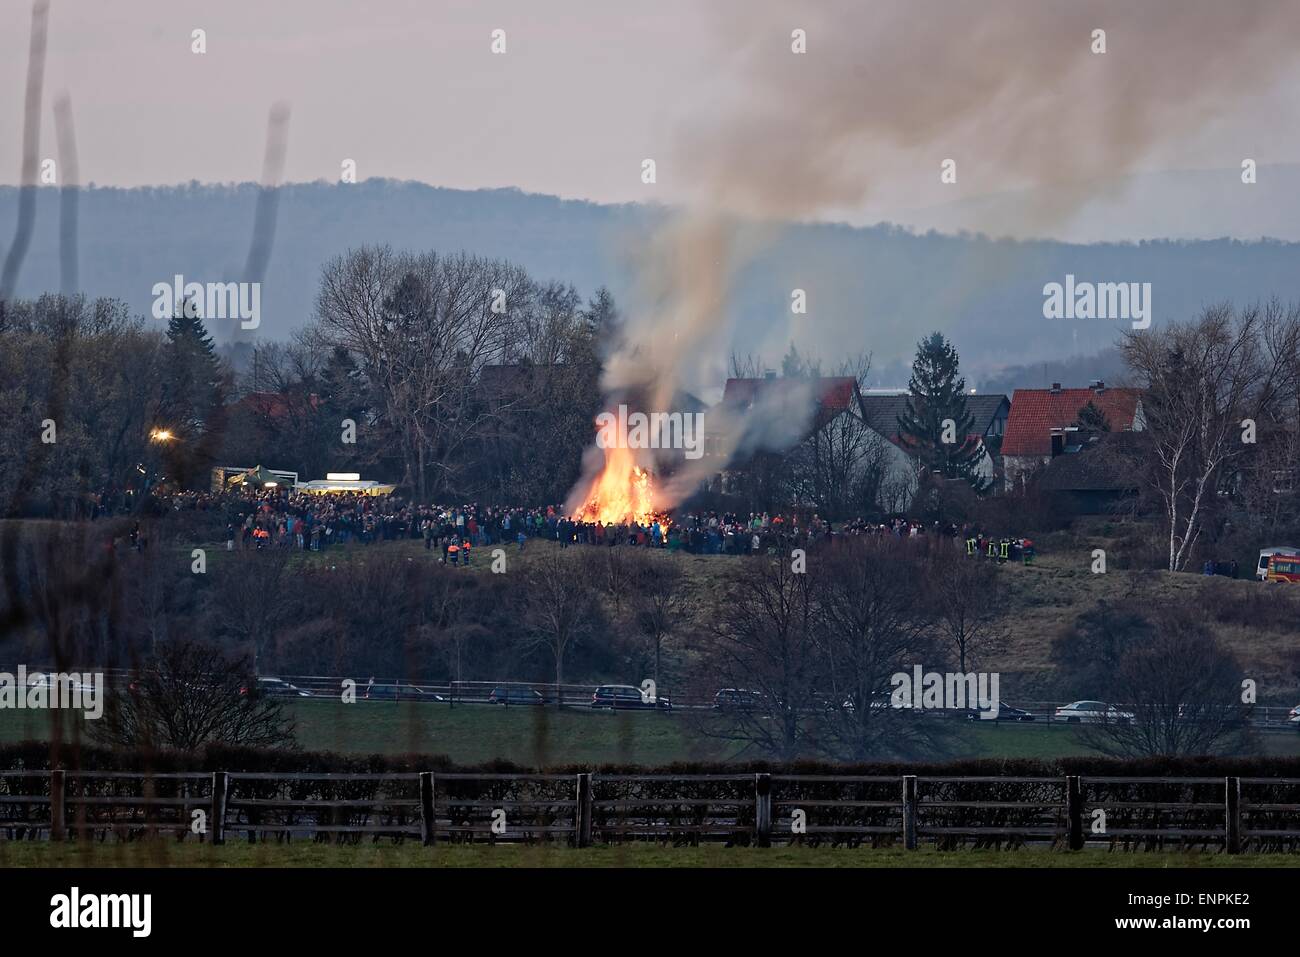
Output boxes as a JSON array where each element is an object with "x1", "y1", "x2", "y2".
[{"x1": 149, "y1": 428, "x2": 174, "y2": 442}]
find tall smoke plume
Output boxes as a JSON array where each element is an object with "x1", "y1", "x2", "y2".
[{"x1": 574, "y1": 0, "x2": 1300, "y2": 512}]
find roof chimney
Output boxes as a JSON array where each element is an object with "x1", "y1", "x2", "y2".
[
  {"x1": 1090, "y1": 379, "x2": 1105, "y2": 393},
  {"x1": 1050, "y1": 382, "x2": 1062, "y2": 393}
]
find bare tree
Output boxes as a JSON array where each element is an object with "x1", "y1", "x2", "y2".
[
  {"x1": 1080, "y1": 602, "x2": 1252, "y2": 757},
  {"x1": 928, "y1": 556, "x2": 1007, "y2": 673},
  {"x1": 521, "y1": 549, "x2": 599, "y2": 706},
  {"x1": 210, "y1": 546, "x2": 294, "y2": 673},
  {"x1": 1122, "y1": 304, "x2": 1284, "y2": 571},
  {"x1": 704, "y1": 537, "x2": 819, "y2": 761},
  {"x1": 91, "y1": 639, "x2": 296, "y2": 752},
  {"x1": 813, "y1": 537, "x2": 946, "y2": 761},
  {"x1": 626, "y1": 552, "x2": 685, "y2": 687},
  {"x1": 797, "y1": 354, "x2": 901, "y2": 518},
  {"x1": 315, "y1": 246, "x2": 531, "y2": 500}
]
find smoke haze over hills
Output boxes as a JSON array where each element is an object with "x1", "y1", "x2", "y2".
[{"x1": 5, "y1": 178, "x2": 1300, "y2": 394}]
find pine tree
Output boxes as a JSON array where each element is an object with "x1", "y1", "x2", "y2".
[
  {"x1": 1074, "y1": 400, "x2": 1111, "y2": 431},
  {"x1": 780, "y1": 342, "x2": 820, "y2": 379},
  {"x1": 162, "y1": 301, "x2": 224, "y2": 436},
  {"x1": 158, "y1": 300, "x2": 226, "y2": 487},
  {"x1": 897, "y1": 332, "x2": 989, "y2": 492},
  {"x1": 579, "y1": 286, "x2": 620, "y2": 363}
]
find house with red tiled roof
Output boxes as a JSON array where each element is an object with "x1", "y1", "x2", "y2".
[
  {"x1": 719, "y1": 374, "x2": 859, "y2": 434},
  {"x1": 1002, "y1": 381, "x2": 1144, "y2": 491},
  {"x1": 232, "y1": 390, "x2": 321, "y2": 420},
  {"x1": 710, "y1": 373, "x2": 920, "y2": 510}
]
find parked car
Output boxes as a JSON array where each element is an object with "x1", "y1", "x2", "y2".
[
  {"x1": 1054, "y1": 700, "x2": 1133, "y2": 724},
  {"x1": 362, "y1": 681, "x2": 444, "y2": 701},
  {"x1": 488, "y1": 686, "x2": 545, "y2": 706},
  {"x1": 591, "y1": 684, "x2": 671, "y2": 711},
  {"x1": 241, "y1": 677, "x2": 313, "y2": 698},
  {"x1": 1175, "y1": 702, "x2": 1251, "y2": 727},
  {"x1": 713, "y1": 688, "x2": 764, "y2": 711},
  {"x1": 1288, "y1": 704, "x2": 1300, "y2": 729},
  {"x1": 25, "y1": 673, "x2": 99, "y2": 696},
  {"x1": 959, "y1": 702, "x2": 1036, "y2": 721},
  {"x1": 837, "y1": 693, "x2": 903, "y2": 714}
]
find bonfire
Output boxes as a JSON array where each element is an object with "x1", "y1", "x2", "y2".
[{"x1": 569, "y1": 443, "x2": 671, "y2": 529}]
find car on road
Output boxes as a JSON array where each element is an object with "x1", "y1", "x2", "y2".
[
  {"x1": 713, "y1": 688, "x2": 765, "y2": 711},
  {"x1": 25, "y1": 673, "x2": 99, "y2": 696},
  {"x1": 488, "y1": 686, "x2": 545, "y2": 706},
  {"x1": 1174, "y1": 702, "x2": 1252, "y2": 727},
  {"x1": 243, "y1": 677, "x2": 314, "y2": 698},
  {"x1": 1054, "y1": 700, "x2": 1133, "y2": 724},
  {"x1": 591, "y1": 684, "x2": 671, "y2": 711},
  {"x1": 958, "y1": 702, "x2": 1036, "y2": 721},
  {"x1": 362, "y1": 681, "x2": 444, "y2": 701},
  {"x1": 1289, "y1": 704, "x2": 1300, "y2": 729},
  {"x1": 837, "y1": 693, "x2": 903, "y2": 714}
]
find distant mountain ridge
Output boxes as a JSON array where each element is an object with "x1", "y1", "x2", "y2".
[{"x1": 4, "y1": 179, "x2": 1300, "y2": 385}]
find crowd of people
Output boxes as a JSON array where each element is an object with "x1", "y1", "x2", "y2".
[{"x1": 126, "y1": 486, "x2": 1039, "y2": 564}]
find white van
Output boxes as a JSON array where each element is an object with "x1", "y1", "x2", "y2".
[{"x1": 1257, "y1": 546, "x2": 1300, "y2": 581}]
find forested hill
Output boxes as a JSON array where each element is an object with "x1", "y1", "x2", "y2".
[{"x1": 4, "y1": 179, "x2": 1300, "y2": 382}]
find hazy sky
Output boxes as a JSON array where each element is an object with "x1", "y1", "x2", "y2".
[{"x1": 5, "y1": 0, "x2": 1300, "y2": 237}]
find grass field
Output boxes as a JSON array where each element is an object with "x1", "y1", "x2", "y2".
[
  {"x1": 0, "y1": 839, "x2": 1294, "y2": 868},
  {"x1": 5, "y1": 697, "x2": 1299, "y2": 764}
]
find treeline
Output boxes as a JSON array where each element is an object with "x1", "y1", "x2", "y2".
[
  {"x1": 0, "y1": 248, "x2": 614, "y2": 515},
  {"x1": 0, "y1": 295, "x2": 183, "y2": 516}
]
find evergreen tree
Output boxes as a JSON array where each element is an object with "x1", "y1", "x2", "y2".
[
  {"x1": 162, "y1": 301, "x2": 223, "y2": 433},
  {"x1": 897, "y1": 332, "x2": 989, "y2": 492},
  {"x1": 780, "y1": 342, "x2": 820, "y2": 379},
  {"x1": 580, "y1": 286, "x2": 620, "y2": 358},
  {"x1": 159, "y1": 300, "x2": 226, "y2": 487},
  {"x1": 1074, "y1": 400, "x2": 1111, "y2": 431}
]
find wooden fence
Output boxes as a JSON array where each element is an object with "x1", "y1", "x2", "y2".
[{"x1": 1, "y1": 771, "x2": 1298, "y2": 852}]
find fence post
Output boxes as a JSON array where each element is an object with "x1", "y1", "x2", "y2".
[
  {"x1": 50, "y1": 769, "x2": 65, "y2": 841},
  {"x1": 211, "y1": 772, "x2": 228, "y2": 846},
  {"x1": 1065, "y1": 775, "x2": 1084, "y2": 851},
  {"x1": 754, "y1": 773, "x2": 772, "y2": 848},
  {"x1": 902, "y1": 775, "x2": 918, "y2": 850},
  {"x1": 576, "y1": 772, "x2": 593, "y2": 848},
  {"x1": 1225, "y1": 776, "x2": 1241, "y2": 854},
  {"x1": 419, "y1": 772, "x2": 436, "y2": 846}
]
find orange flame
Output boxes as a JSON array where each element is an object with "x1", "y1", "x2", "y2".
[{"x1": 570, "y1": 443, "x2": 669, "y2": 528}]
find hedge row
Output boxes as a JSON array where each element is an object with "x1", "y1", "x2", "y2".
[{"x1": 5, "y1": 742, "x2": 1299, "y2": 779}]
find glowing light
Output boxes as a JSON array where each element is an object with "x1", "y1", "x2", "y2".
[{"x1": 570, "y1": 441, "x2": 669, "y2": 528}]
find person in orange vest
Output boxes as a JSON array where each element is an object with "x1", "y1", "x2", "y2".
[
  {"x1": 447, "y1": 540, "x2": 460, "y2": 566},
  {"x1": 461, "y1": 538, "x2": 472, "y2": 566}
]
